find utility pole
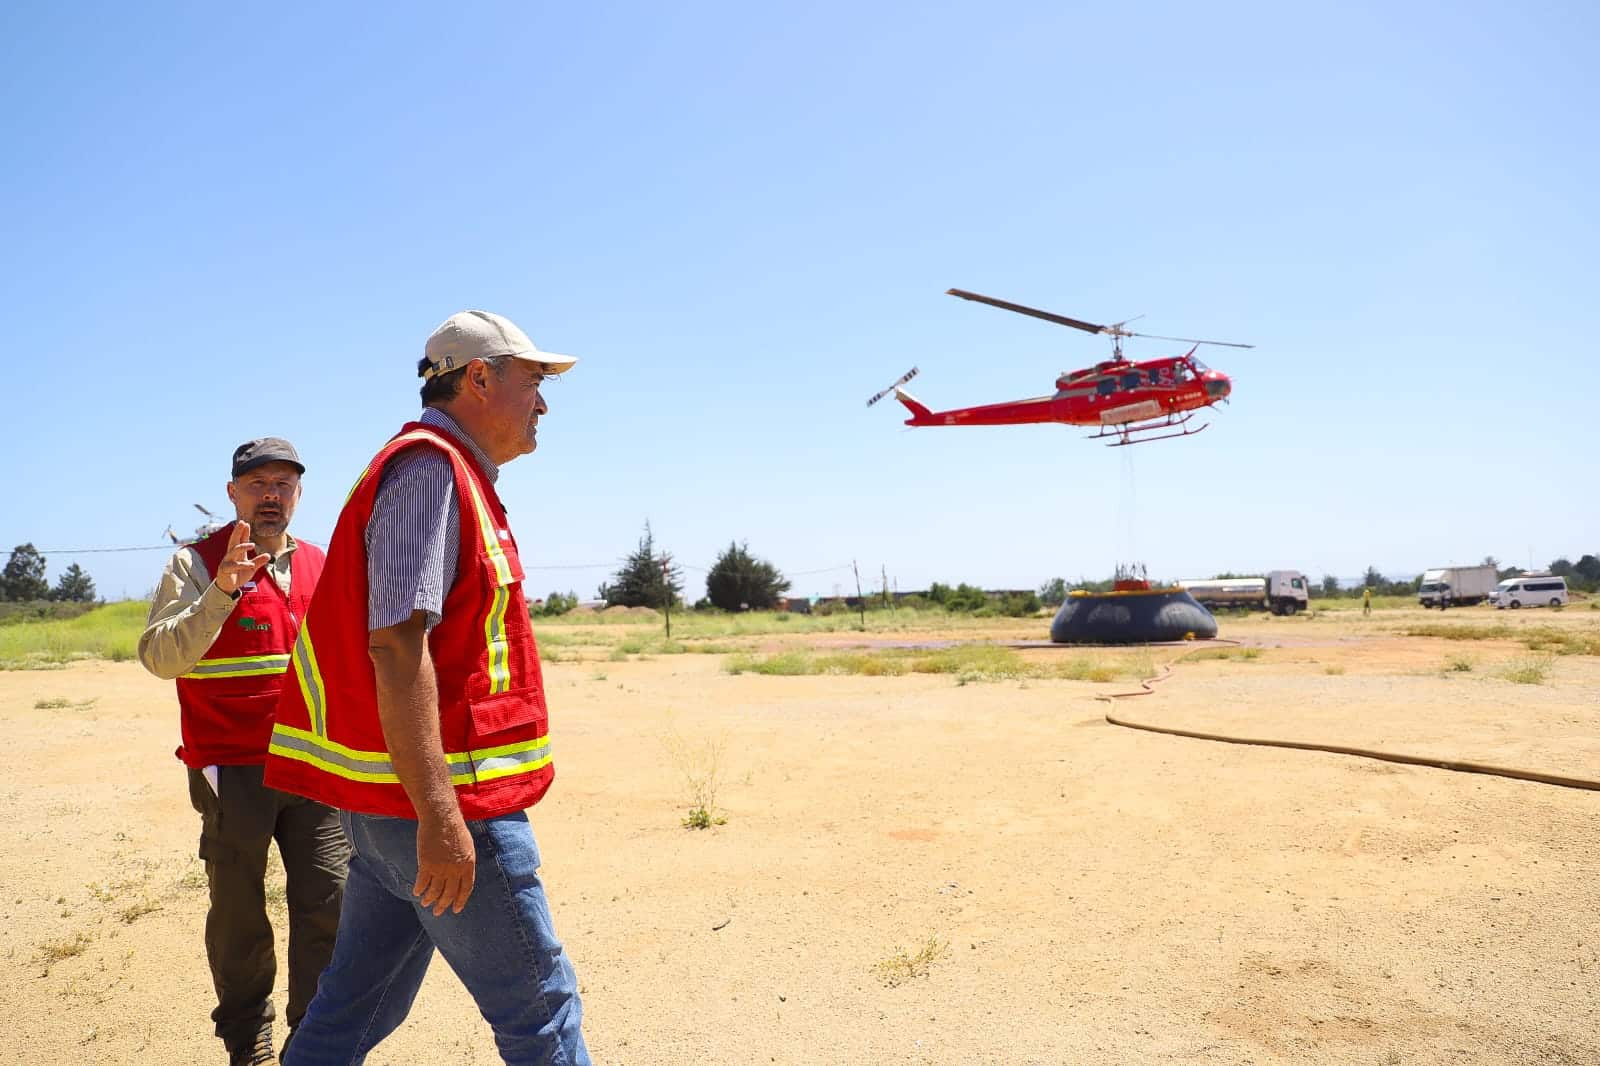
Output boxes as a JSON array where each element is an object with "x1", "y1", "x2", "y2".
[
  {"x1": 852, "y1": 559, "x2": 866, "y2": 629},
  {"x1": 661, "y1": 553, "x2": 673, "y2": 640}
]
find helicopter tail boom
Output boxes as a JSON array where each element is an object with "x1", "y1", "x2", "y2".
[{"x1": 893, "y1": 387, "x2": 934, "y2": 422}]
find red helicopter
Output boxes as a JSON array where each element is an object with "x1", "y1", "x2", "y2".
[{"x1": 867, "y1": 289, "x2": 1252, "y2": 446}]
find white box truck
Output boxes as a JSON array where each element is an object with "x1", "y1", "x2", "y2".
[
  {"x1": 1179, "y1": 571, "x2": 1310, "y2": 615},
  {"x1": 1418, "y1": 565, "x2": 1498, "y2": 608}
]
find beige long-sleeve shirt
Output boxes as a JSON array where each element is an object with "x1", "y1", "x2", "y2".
[{"x1": 137, "y1": 538, "x2": 300, "y2": 681}]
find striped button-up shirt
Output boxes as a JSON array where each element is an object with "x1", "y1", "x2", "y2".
[{"x1": 366, "y1": 408, "x2": 499, "y2": 631}]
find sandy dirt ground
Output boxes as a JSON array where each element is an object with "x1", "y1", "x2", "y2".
[{"x1": 3, "y1": 607, "x2": 1598, "y2": 1065}]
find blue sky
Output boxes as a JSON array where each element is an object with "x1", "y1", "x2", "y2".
[{"x1": 3, "y1": 1, "x2": 1595, "y2": 600}]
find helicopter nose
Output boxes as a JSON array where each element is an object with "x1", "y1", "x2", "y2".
[{"x1": 1205, "y1": 374, "x2": 1231, "y2": 399}]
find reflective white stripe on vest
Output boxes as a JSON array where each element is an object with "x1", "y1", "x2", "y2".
[
  {"x1": 181, "y1": 654, "x2": 292, "y2": 679},
  {"x1": 268, "y1": 723, "x2": 550, "y2": 785}
]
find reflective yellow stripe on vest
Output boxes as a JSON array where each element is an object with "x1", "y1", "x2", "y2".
[
  {"x1": 268, "y1": 723, "x2": 551, "y2": 786},
  {"x1": 291, "y1": 623, "x2": 329, "y2": 737},
  {"x1": 181, "y1": 654, "x2": 292, "y2": 679},
  {"x1": 447, "y1": 441, "x2": 517, "y2": 695}
]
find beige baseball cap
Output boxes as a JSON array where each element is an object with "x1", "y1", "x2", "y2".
[{"x1": 421, "y1": 310, "x2": 578, "y2": 381}]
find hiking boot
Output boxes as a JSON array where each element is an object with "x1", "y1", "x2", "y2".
[{"x1": 229, "y1": 1025, "x2": 275, "y2": 1066}]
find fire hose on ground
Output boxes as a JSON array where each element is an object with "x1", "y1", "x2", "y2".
[{"x1": 1096, "y1": 641, "x2": 1600, "y2": 793}]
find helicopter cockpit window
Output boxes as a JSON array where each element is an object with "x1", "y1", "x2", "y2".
[
  {"x1": 1096, "y1": 378, "x2": 1116, "y2": 397},
  {"x1": 1121, "y1": 371, "x2": 1142, "y2": 390},
  {"x1": 1173, "y1": 364, "x2": 1193, "y2": 383},
  {"x1": 1191, "y1": 357, "x2": 1210, "y2": 374}
]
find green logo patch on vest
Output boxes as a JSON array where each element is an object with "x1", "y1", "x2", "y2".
[{"x1": 238, "y1": 617, "x2": 272, "y2": 632}]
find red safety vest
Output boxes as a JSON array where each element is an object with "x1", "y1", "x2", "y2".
[
  {"x1": 174, "y1": 528, "x2": 325, "y2": 768},
  {"x1": 264, "y1": 423, "x2": 553, "y2": 820}
]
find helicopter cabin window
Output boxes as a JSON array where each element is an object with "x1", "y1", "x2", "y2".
[
  {"x1": 1121, "y1": 371, "x2": 1143, "y2": 390},
  {"x1": 1173, "y1": 364, "x2": 1193, "y2": 383},
  {"x1": 1096, "y1": 378, "x2": 1117, "y2": 397}
]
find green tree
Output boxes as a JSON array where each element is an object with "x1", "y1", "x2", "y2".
[
  {"x1": 537, "y1": 590, "x2": 578, "y2": 617},
  {"x1": 1574, "y1": 554, "x2": 1600, "y2": 589},
  {"x1": 1, "y1": 544, "x2": 49, "y2": 602},
  {"x1": 998, "y1": 590, "x2": 1042, "y2": 616},
  {"x1": 705, "y1": 541, "x2": 790, "y2": 612},
  {"x1": 599, "y1": 522, "x2": 682, "y2": 609},
  {"x1": 51, "y1": 563, "x2": 96, "y2": 603},
  {"x1": 1318, "y1": 574, "x2": 1340, "y2": 598},
  {"x1": 944, "y1": 583, "x2": 988, "y2": 612},
  {"x1": 1038, "y1": 577, "x2": 1067, "y2": 606}
]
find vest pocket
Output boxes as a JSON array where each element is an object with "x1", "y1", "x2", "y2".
[{"x1": 467, "y1": 685, "x2": 547, "y2": 744}]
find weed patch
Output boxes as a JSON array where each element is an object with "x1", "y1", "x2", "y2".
[
  {"x1": 1403, "y1": 624, "x2": 1599, "y2": 656},
  {"x1": 664, "y1": 729, "x2": 728, "y2": 830},
  {"x1": 725, "y1": 644, "x2": 1152, "y2": 684},
  {"x1": 36, "y1": 930, "x2": 94, "y2": 973},
  {"x1": 118, "y1": 899, "x2": 162, "y2": 924},
  {"x1": 872, "y1": 937, "x2": 949, "y2": 987},
  {"x1": 33, "y1": 696, "x2": 97, "y2": 710},
  {"x1": 1498, "y1": 654, "x2": 1555, "y2": 685}
]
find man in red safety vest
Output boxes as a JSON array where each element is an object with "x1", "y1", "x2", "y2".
[
  {"x1": 267, "y1": 311, "x2": 589, "y2": 1065},
  {"x1": 139, "y1": 438, "x2": 347, "y2": 1066}
]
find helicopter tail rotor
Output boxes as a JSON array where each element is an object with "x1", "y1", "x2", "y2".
[{"x1": 867, "y1": 366, "x2": 919, "y2": 408}]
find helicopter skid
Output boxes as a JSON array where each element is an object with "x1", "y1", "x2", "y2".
[{"x1": 1088, "y1": 410, "x2": 1209, "y2": 447}]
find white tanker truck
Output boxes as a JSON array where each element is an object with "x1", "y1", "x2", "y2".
[{"x1": 1178, "y1": 570, "x2": 1310, "y2": 616}]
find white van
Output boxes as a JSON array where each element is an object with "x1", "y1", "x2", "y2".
[{"x1": 1491, "y1": 576, "x2": 1567, "y2": 609}]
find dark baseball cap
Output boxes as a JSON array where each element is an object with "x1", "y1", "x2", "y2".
[{"x1": 231, "y1": 437, "x2": 305, "y2": 478}]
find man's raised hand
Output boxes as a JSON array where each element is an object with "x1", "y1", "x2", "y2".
[{"x1": 214, "y1": 521, "x2": 270, "y2": 595}]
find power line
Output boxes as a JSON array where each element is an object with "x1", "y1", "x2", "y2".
[
  {"x1": 36, "y1": 544, "x2": 177, "y2": 554},
  {"x1": 31, "y1": 545, "x2": 860, "y2": 579}
]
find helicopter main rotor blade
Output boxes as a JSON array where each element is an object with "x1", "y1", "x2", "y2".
[
  {"x1": 1126, "y1": 331, "x2": 1255, "y2": 349},
  {"x1": 946, "y1": 289, "x2": 1109, "y2": 335}
]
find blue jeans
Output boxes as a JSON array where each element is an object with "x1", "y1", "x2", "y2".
[{"x1": 283, "y1": 810, "x2": 588, "y2": 1066}]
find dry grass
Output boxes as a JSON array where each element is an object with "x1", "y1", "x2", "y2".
[
  {"x1": 118, "y1": 899, "x2": 163, "y2": 924},
  {"x1": 36, "y1": 930, "x2": 94, "y2": 974},
  {"x1": 1402, "y1": 623, "x2": 1600, "y2": 656},
  {"x1": 872, "y1": 936, "x2": 949, "y2": 988},
  {"x1": 1188, "y1": 646, "x2": 1262, "y2": 663},
  {"x1": 663, "y1": 729, "x2": 728, "y2": 830},
  {"x1": 1498, "y1": 654, "x2": 1556, "y2": 685},
  {"x1": 724, "y1": 644, "x2": 1153, "y2": 684}
]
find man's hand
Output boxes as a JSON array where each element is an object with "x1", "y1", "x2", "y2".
[
  {"x1": 414, "y1": 810, "x2": 476, "y2": 916},
  {"x1": 213, "y1": 521, "x2": 270, "y2": 595},
  {"x1": 369, "y1": 611, "x2": 474, "y2": 918}
]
